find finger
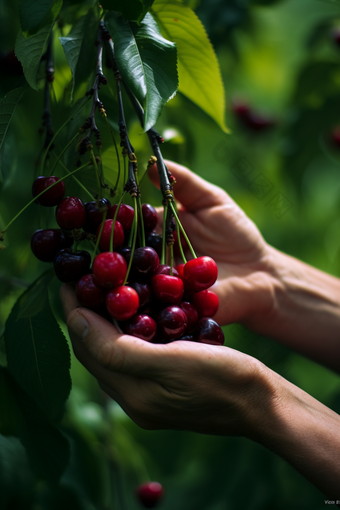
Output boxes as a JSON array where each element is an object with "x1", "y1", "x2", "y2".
[
  {"x1": 148, "y1": 160, "x2": 229, "y2": 212},
  {"x1": 60, "y1": 283, "x2": 79, "y2": 320}
]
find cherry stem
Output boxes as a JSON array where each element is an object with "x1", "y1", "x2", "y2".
[
  {"x1": 49, "y1": 131, "x2": 79, "y2": 177},
  {"x1": 91, "y1": 209, "x2": 107, "y2": 266},
  {"x1": 53, "y1": 152, "x2": 95, "y2": 200},
  {"x1": 137, "y1": 196, "x2": 145, "y2": 248},
  {"x1": 123, "y1": 197, "x2": 138, "y2": 285},
  {"x1": 161, "y1": 203, "x2": 168, "y2": 265},
  {"x1": 169, "y1": 201, "x2": 197, "y2": 259},
  {"x1": 170, "y1": 244, "x2": 174, "y2": 275},
  {"x1": 0, "y1": 161, "x2": 91, "y2": 240},
  {"x1": 109, "y1": 191, "x2": 125, "y2": 252}
]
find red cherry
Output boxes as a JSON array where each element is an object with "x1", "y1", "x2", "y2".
[
  {"x1": 123, "y1": 314, "x2": 157, "y2": 342},
  {"x1": 191, "y1": 290, "x2": 219, "y2": 317},
  {"x1": 132, "y1": 247, "x2": 159, "y2": 279},
  {"x1": 184, "y1": 256, "x2": 218, "y2": 292},
  {"x1": 129, "y1": 281, "x2": 152, "y2": 310},
  {"x1": 92, "y1": 251, "x2": 127, "y2": 288},
  {"x1": 154, "y1": 264, "x2": 179, "y2": 277},
  {"x1": 106, "y1": 286, "x2": 139, "y2": 320},
  {"x1": 231, "y1": 100, "x2": 251, "y2": 118},
  {"x1": 56, "y1": 196, "x2": 86, "y2": 230},
  {"x1": 31, "y1": 229, "x2": 68, "y2": 262},
  {"x1": 175, "y1": 263, "x2": 185, "y2": 280},
  {"x1": 96, "y1": 219, "x2": 124, "y2": 252},
  {"x1": 136, "y1": 481, "x2": 164, "y2": 508},
  {"x1": 32, "y1": 176, "x2": 65, "y2": 207},
  {"x1": 141, "y1": 203, "x2": 159, "y2": 232},
  {"x1": 108, "y1": 203, "x2": 135, "y2": 231},
  {"x1": 194, "y1": 318, "x2": 224, "y2": 346},
  {"x1": 179, "y1": 301, "x2": 199, "y2": 331},
  {"x1": 76, "y1": 274, "x2": 105, "y2": 309},
  {"x1": 84, "y1": 198, "x2": 111, "y2": 234},
  {"x1": 157, "y1": 306, "x2": 187, "y2": 340},
  {"x1": 151, "y1": 274, "x2": 184, "y2": 304}
]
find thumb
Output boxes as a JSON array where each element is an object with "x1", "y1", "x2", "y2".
[{"x1": 67, "y1": 307, "x2": 167, "y2": 377}]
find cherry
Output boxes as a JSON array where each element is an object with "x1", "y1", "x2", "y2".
[
  {"x1": 154, "y1": 265, "x2": 179, "y2": 277},
  {"x1": 179, "y1": 301, "x2": 199, "y2": 331},
  {"x1": 120, "y1": 247, "x2": 132, "y2": 264},
  {"x1": 145, "y1": 231, "x2": 162, "y2": 257},
  {"x1": 178, "y1": 334, "x2": 194, "y2": 341},
  {"x1": 231, "y1": 100, "x2": 251, "y2": 119},
  {"x1": 142, "y1": 204, "x2": 158, "y2": 232},
  {"x1": 151, "y1": 274, "x2": 184, "y2": 304},
  {"x1": 96, "y1": 219, "x2": 124, "y2": 252},
  {"x1": 56, "y1": 196, "x2": 86, "y2": 230},
  {"x1": 175, "y1": 263, "x2": 193, "y2": 298},
  {"x1": 122, "y1": 314, "x2": 157, "y2": 342},
  {"x1": 331, "y1": 127, "x2": 340, "y2": 148},
  {"x1": 244, "y1": 111, "x2": 275, "y2": 132},
  {"x1": 106, "y1": 285, "x2": 139, "y2": 320},
  {"x1": 175, "y1": 263, "x2": 185, "y2": 280},
  {"x1": 31, "y1": 229, "x2": 68, "y2": 262},
  {"x1": 92, "y1": 251, "x2": 127, "y2": 288},
  {"x1": 132, "y1": 247, "x2": 159, "y2": 279},
  {"x1": 84, "y1": 198, "x2": 111, "y2": 234},
  {"x1": 332, "y1": 28, "x2": 340, "y2": 47},
  {"x1": 184, "y1": 256, "x2": 218, "y2": 292},
  {"x1": 108, "y1": 203, "x2": 134, "y2": 231},
  {"x1": 194, "y1": 318, "x2": 224, "y2": 346},
  {"x1": 76, "y1": 274, "x2": 105, "y2": 309},
  {"x1": 157, "y1": 306, "x2": 187, "y2": 340},
  {"x1": 136, "y1": 482, "x2": 164, "y2": 509},
  {"x1": 32, "y1": 176, "x2": 65, "y2": 207},
  {"x1": 191, "y1": 289, "x2": 219, "y2": 318},
  {"x1": 129, "y1": 281, "x2": 152, "y2": 310},
  {"x1": 54, "y1": 249, "x2": 91, "y2": 283}
]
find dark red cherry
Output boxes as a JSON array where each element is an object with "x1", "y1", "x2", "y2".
[
  {"x1": 123, "y1": 314, "x2": 157, "y2": 342},
  {"x1": 142, "y1": 204, "x2": 159, "y2": 232},
  {"x1": 231, "y1": 100, "x2": 251, "y2": 119},
  {"x1": 178, "y1": 334, "x2": 194, "y2": 342},
  {"x1": 129, "y1": 281, "x2": 152, "y2": 310},
  {"x1": 56, "y1": 196, "x2": 86, "y2": 230},
  {"x1": 145, "y1": 231, "x2": 162, "y2": 257},
  {"x1": 108, "y1": 203, "x2": 134, "y2": 231},
  {"x1": 31, "y1": 229, "x2": 68, "y2": 262},
  {"x1": 175, "y1": 263, "x2": 185, "y2": 280},
  {"x1": 244, "y1": 111, "x2": 275, "y2": 132},
  {"x1": 184, "y1": 256, "x2": 218, "y2": 292},
  {"x1": 120, "y1": 247, "x2": 132, "y2": 264},
  {"x1": 32, "y1": 176, "x2": 65, "y2": 207},
  {"x1": 76, "y1": 274, "x2": 105, "y2": 309},
  {"x1": 53, "y1": 249, "x2": 91, "y2": 283},
  {"x1": 179, "y1": 301, "x2": 199, "y2": 332},
  {"x1": 106, "y1": 286, "x2": 139, "y2": 320},
  {"x1": 151, "y1": 274, "x2": 184, "y2": 304},
  {"x1": 96, "y1": 219, "x2": 124, "y2": 252},
  {"x1": 132, "y1": 247, "x2": 159, "y2": 278},
  {"x1": 84, "y1": 198, "x2": 111, "y2": 234},
  {"x1": 332, "y1": 28, "x2": 340, "y2": 47},
  {"x1": 92, "y1": 251, "x2": 127, "y2": 288},
  {"x1": 331, "y1": 127, "x2": 340, "y2": 148},
  {"x1": 136, "y1": 481, "x2": 164, "y2": 508},
  {"x1": 191, "y1": 290, "x2": 219, "y2": 318},
  {"x1": 157, "y1": 306, "x2": 187, "y2": 340},
  {"x1": 194, "y1": 318, "x2": 224, "y2": 346},
  {"x1": 154, "y1": 265, "x2": 179, "y2": 277}
]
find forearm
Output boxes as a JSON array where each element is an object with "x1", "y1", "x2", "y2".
[
  {"x1": 252, "y1": 370, "x2": 340, "y2": 500},
  {"x1": 250, "y1": 246, "x2": 340, "y2": 372}
]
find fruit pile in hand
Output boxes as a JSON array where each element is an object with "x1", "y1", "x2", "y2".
[{"x1": 30, "y1": 173, "x2": 224, "y2": 346}]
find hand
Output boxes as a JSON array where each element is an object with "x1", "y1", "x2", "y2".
[
  {"x1": 61, "y1": 284, "x2": 276, "y2": 436},
  {"x1": 149, "y1": 161, "x2": 275, "y2": 327}
]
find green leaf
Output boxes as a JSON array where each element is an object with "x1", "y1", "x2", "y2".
[
  {"x1": 0, "y1": 368, "x2": 24, "y2": 437},
  {"x1": 19, "y1": 0, "x2": 62, "y2": 36},
  {"x1": 15, "y1": 25, "x2": 53, "y2": 90},
  {"x1": 151, "y1": 0, "x2": 229, "y2": 133},
  {"x1": 0, "y1": 87, "x2": 26, "y2": 156},
  {"x1": 100, "y1": 0, "x2": 155, "y2": 21},
  {"x1": 105, "y1": 12, "x2": 178, "y2": 131},
  {"x1": 4, "y1": 271, "x2": 71, "y2": 421},
  {"x1": 59, "y1": 8, "x2": 98, "y2": 100}
]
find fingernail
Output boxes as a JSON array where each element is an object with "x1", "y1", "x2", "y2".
[{"x1": 68, "y1": 313, "x2": 89, "y2": 341}]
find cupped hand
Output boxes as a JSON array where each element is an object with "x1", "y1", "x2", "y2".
[
  {"x1": 61, "y1": 284, "x2": 277, "y2": 437},
  {"x1": 148, "y1": 161, "x2": 275, "y2": 327}
]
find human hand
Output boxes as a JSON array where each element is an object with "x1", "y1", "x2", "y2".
[
  {"x1": 61, "y1": 284, "x2": 277, "y2": 436},
  {"x1": 149, "y1": 161, "x2": 275, "y2": 328}
]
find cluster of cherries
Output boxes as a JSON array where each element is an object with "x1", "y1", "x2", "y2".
[{"x1": 30, "y1": 175, "x2": 224, "y2": 346}]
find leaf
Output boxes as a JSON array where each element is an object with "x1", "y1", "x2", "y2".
[
  {"x1": 100, "y1": 0, "x2": 155, "y2": 21},
  {"x1": 15, "y1": 25, "x2": 53, "y2": 90},
  {"x1": 19, "y1": 0, "x2": 62, "y2": 36},
  {"x1": 59, "y1": 8, "x2": 98, "y2": 100},
  {"x1": 105, "y1": 12, "x2": 178, "y2": 131},
  {"x1": 0, "y1": 368, "x2": 24, "y2": 437},
  {"x1": 4, "y1": 271, "x2": 71, "y2": 421},
  {"x1": 0, "y1": 87, "x2": 26, "y2": 155},
  {"x1": 151, "y1": 0, "x2": 229, "y2": 133}
]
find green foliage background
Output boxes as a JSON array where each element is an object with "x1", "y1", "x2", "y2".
[{"x1": 1, "y1": 0, "x2": 340, "y2": 508}]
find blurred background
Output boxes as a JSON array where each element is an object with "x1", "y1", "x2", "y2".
[{"x1": 1, "y1": 0, "x2": 340, "y2": 508}]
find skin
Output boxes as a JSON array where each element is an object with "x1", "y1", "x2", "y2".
[{"x1": 61, "y1": 160, "x2": 340, "y2": 499}]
